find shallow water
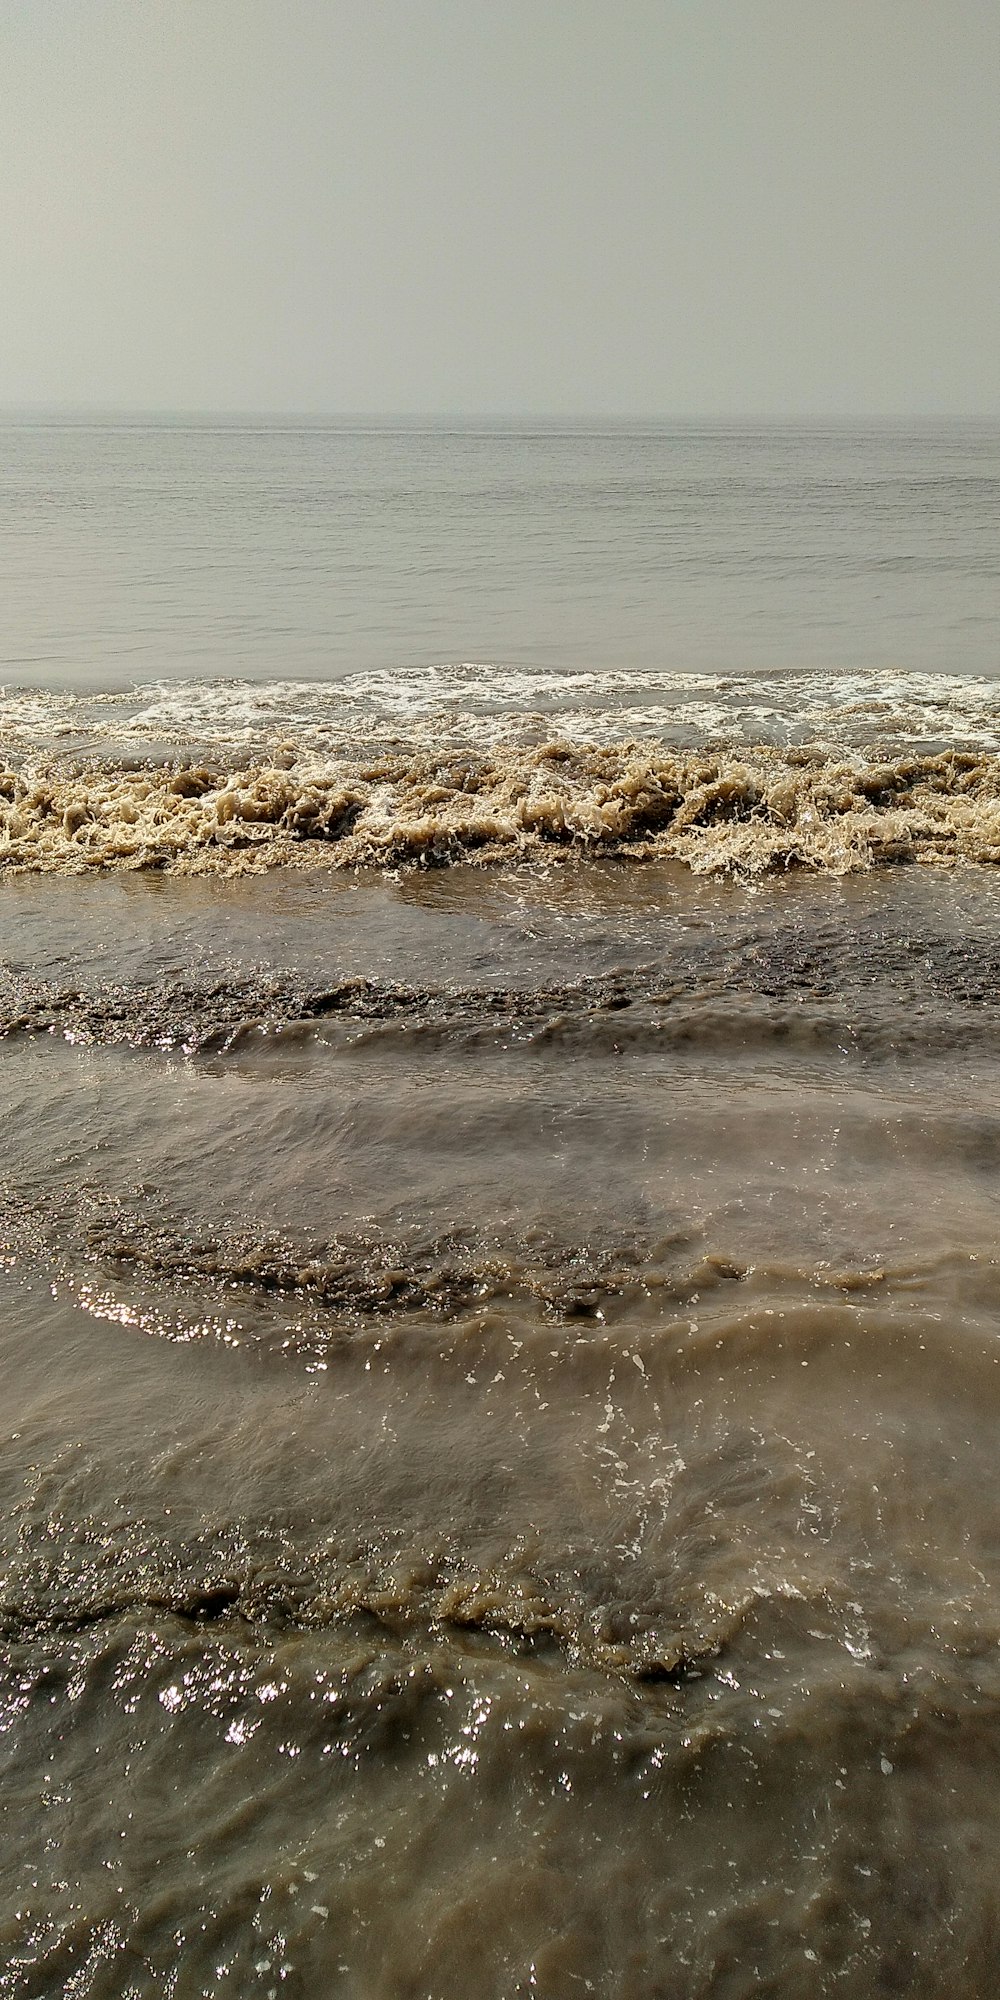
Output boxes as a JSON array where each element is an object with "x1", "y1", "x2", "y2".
[{"x1": 4, "y1": 861, "x2": 1000, "y2": 1994}]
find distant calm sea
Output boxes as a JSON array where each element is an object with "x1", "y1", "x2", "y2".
[
  {"x1": 3, "y1": 418, "x2": 1000, "y2": 1999},
  {"x1": 3, "y1": 415, "x2": 999, "y2": 689}
]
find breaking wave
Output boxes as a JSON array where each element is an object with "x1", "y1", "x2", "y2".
[
  {"x1": 6, "y1": 665, "x2": 1000, "y2": 756},
  {"x1": 5, "y1": 738, "x2": 1000, "y2": 877}
]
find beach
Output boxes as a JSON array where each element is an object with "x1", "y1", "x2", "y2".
[{"x1": 2, "y1": 418, "x2": 1000, "y2": 1995}]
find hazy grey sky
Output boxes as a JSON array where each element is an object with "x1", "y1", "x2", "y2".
[{"x1": 2, "y1": 0, "x2": 998, "y2": 414}]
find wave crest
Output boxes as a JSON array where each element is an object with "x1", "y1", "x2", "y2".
[{"x1": 4, "y1": 740, "x2": 1000, "y2": 876}]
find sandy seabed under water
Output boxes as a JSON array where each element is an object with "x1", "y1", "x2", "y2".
[{"x1": 5, "y1": 830, "x2": 1000, "y2": 1995}]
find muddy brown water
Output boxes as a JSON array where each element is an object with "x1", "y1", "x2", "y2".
[{"x1": 4, "y1": 860, "x2": 1000, "y2": 1996}]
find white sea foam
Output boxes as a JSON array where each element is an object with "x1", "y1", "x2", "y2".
[{"x1": 4, "y1": 665, "x2": 1000, "y2": 762}]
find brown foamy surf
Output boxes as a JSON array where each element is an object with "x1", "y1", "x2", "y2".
[{"x1": 5, "y1": 739, "x2": 1000, "y2": 876}]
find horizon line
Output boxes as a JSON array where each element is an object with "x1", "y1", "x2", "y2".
[{"x1": 1, "y1": 403, "x2": 998, "y2": 425}]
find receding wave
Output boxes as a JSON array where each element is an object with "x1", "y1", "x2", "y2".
[
  {"x1": 6, "y1": 739, "x2": 1000, "y2": 877},
  {"x1": 7, "y1": 956, "x2": 1000, "y2": 1060}
]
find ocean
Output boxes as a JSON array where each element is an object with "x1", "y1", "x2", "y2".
[{"x1": 2, "y1": 416, "x2": 1000, "y2": 1998}]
